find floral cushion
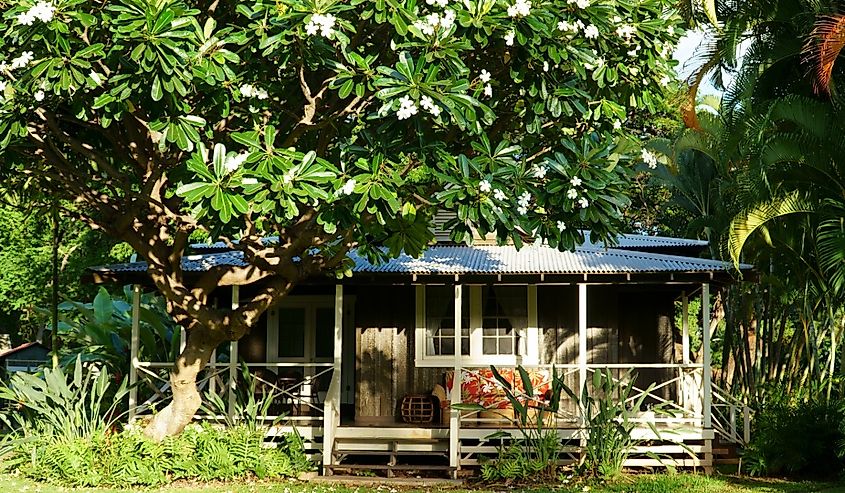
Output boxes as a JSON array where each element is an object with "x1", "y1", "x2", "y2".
[{"x1": 444, "y1": 369, "x2": 552, "y2": 409}]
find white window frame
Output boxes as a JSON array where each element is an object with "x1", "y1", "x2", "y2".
[
  {"x1": 415, "y1": 284, "x2": 539, "y2": 367},
  {"x1": 266, "y1": 295, "x2": 335, "y2": 364}
]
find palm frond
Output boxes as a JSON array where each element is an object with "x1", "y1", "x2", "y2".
[
  {"x1": 805, "y1": 14, "x2": 845, "y2": 95},
  {"x1": 728, "y1": 191, "x2": 815, "y2": 266}
]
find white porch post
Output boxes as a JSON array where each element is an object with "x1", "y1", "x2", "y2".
[
  {"x1": 323, "y1": 284, "x2": 343, "y2": 472},
  {"x1": 578, "y1": 284, "x2": 587, "y2": 404},
  {"x1": 682, "y1": 291, "x2": 690, "y2": 364},
  {"x1": 128, "y1": 284, "x2": 141, "y2": 422},
  {"x1": 228, "y1": 286, "x2": 240, "y2": 421},
  {"x1": 702, "y1": 283, "x2": 712, "y2": 429},
  {"x1": 449, "y1": 283, "x2": 462, "y2": 474},
  {"x1": 578, "y1": 283, "x2": 588, "y2": 454}
]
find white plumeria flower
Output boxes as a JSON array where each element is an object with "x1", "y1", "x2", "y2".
[
  {"x1": 483, "y1": 84, "x2": 493, "y2": 97},
  {"x1": 11, "y1": 51, "x2": 35, "y2": 70},
  {"x1": 612, "y1": 15, "x2": 622, "y2": 23},
  {"x1": 566, "y1": 188, "x2": 578, "y2": 199},
  {"x1": 479, "y1": 179, "x2": 492, "y2": 193},
  {"x1": 0, "y1": 81, "x2": 6, "y2": 92},
  {"x1": 17, "y1": 10, "x2": 36, "y2": 25},
  {"x1": 504, "y1": 30, "x2": 515, "y2": 46},
  {"x1": 254, "y1": 87, "x2": 269, "y2": 100},
  {"x1": 558, "y1": 20, "x2": 577, "y2": 32},
  {"x1": 532, "y1": 164, "x2": 548, "y2": 179},
  {"x1": 517, "y1": 205, "x2": 528, "y2": 215},
  {"x1": 578, "y1": 197, "x2": 590, "y2": 208},
  {"x1": 426, "y1": 0, "x2": 449, "y2": 6},
  {"x1": 223, "y1": 152, "x2": 249, "y2": 174},
  {"x1": 34, "y1": 90, "x2": 45, "y2": 102},
  {"x1": 419, "y1": 95, "x2": 441, "y2": 116},
  {"x1": 341, "y1": 178, "x2": 356, "y2": 195},
  {"x1": 570, "y1": 176, "x2": 582, "y2": 187},
  {"x1": 493, "y1": 189, "x2": 507, "y2": 201},
  {"x1": 240, "y1": 84, "x2": 255, "y2": 97},
  {"x1": 543, "y1": 61, "x2": 549, "y2": 72},
  {"x1": 441, "y1": 9, "x2": 456, "y2": 29},
  {"x1": 396, "y1": 95, "x2": 418, "y2": 120},
  {"x1": 584, "y1": 24, "x2": 599, "y2": 39},
  {"x1": 567, "y1": 0, "x2": 590, "y2": 8},
  {"x1": 556, "y1": 220, "x2": 567, "y2": 232},
  {"x1": 613, "y1": 119, "x2": 622, "y2": 130},
  {"x1": 616, "y1": 24, "x2": 636, "y2": 40},
  {"x1": 507, "y1": 0, "x2": 531, "y2": 18},
  {"x1": 517, "y1": 191, "x2": 532, "y2": 208},
  {"x1": 479, "y1": 69, "x2": 491, "y2": 83},
  {"x1": 305, "y1": 13, "x2": 336, "y2": 38},
  {"x1": 641, "y1": 148, "x2": 659, "y2": 169}
]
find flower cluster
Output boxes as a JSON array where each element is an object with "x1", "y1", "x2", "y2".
[
  {"x1": 504, "y1": 29, "x2": 515, "y2": 46},
  {"x1": 507, "y1": 0, "x2": 531, "y2": 17},
  {"x1": 340, "y1": 179, "x2": 356, "y2": 195},
  {"x1": 4, "y1": 51, "x2": 35, "y2": 71},
  {"x1": 584, "y1": 24, "x2": 599, "y2": 39},
  {"x1": 240, "y1": 84, "x2": 269, "y2": 100},
  {"x1": 419, "y1": 95, "x2": 441, "y2": 116},
  {"x1": 17, "y1": 1, "x2": 55, "y2": 25},
  {"x1": 567, "y1": 0, "x2": 591, "y2": 9},
  {"x1": 615, "y1": 24, "x2": 636, "y2": 40},
  {"x1": 479, "y1": 70, "x2": 493, "y2": 97},
  {"x1": 641, "y1": 148, "x2": 659, "y2": 169},
  {"x1": 558, "y1": 19, "x2": 585, "y2": 33},
  {"x1": 532, "y1": 164, "x2": 548, "y2": 179},
  {"x1": 413, "y1": 9, "x2": 456, "y2": 35},
  {"x1": 223, "y1": 152, "x2": 249, "y2": 174},
  {"x1": 305, "y1": 13, "x2": 336, "y2": 38},
  {"x1": 396, "y1": 95, "x2": 418, "y2": 120},
  {"x1": 493, "y1": 189, "x2": 506, "y2": 201},
  {"x1": 517, "y1": 191, "x2": 532, "y2": 215},
  {"x1": 566, "y1": 176, "x2": 590, "y2": 208}
]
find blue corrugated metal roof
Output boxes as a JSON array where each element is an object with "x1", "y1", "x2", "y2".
[{"x1": 89, "y1": 245, "x2": 750, "y2": 276}]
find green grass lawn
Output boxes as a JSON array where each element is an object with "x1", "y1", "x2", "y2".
[{"x1": 0, "y1": 474, "x2": 842, "y2": 493}]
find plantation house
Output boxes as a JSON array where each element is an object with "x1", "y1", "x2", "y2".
[{"x1": 89, "y1": 231, "x2": 753, "y2": 476}]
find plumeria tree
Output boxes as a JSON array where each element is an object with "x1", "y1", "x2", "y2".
[{"x1": 0, "y1": 0, "x2": 682, "y2": 439}]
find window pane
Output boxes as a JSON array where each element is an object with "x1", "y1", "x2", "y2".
[
  {"x1": 481, "y1": 286, "x2": 526, "y2": 356},
  {"x1": 315, "y1": 307, "x2": 334, "y2": 358},
  {"x1": 278, "y1": 308, "x2": 306, "y2": 358},
  {"x1": 426, "y1": 286, "x2": 470, "y2": 356}
]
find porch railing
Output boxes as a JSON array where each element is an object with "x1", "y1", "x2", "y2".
[{"x1": 711, "y1": 384, "x2": 751, "y2": 445}]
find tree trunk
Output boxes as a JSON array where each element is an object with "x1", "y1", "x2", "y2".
[{"x1": 144, "y1": 324, "x2": 225, "y2": 441}]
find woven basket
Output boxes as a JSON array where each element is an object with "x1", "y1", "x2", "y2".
[{"x1": 400, "y1": 394, "x2": 435, "y2": 424}]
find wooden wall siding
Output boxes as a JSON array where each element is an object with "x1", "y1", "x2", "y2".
[
  {"x1": 354, "y1": 285, "x2": 415, "y2": 419},
  {"x1": 617, "y1": 290, "x2": 678, "y2": 401}
]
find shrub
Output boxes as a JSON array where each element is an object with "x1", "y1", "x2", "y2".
[
  {"x1": 0, "y1": 359, "x2": 311, "y2": 487},
  {"x1": 743, "y1": 398, "x2": 845, "y2": 478}
]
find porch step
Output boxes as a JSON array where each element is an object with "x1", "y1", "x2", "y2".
[
  {"x1": 335, "y1": 450, "x2": 447, "y2": 456},
  {"x1": 327, "y1": 464, "x2": 455, "y2": 472}
]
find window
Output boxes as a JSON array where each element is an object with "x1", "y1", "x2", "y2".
[
  {"x1": 416, "y1": 285, "x2": 536, "y2": 366},
  {"x1": 481, "y1": 286, "x2": 525, "y2": 355},
  {"x1": 425, "y1": 286, "x2": 470, "y2": 356}
]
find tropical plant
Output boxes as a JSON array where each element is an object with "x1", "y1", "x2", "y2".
[
  {"x1": 44, "y1": 287, "x2": 180, "y2": 378},
  {"x1": 0, "y1": 0, "x2": 683, "y2": 439},
  {"x1": 202, "y1": 363, "x2": 284, "y2": 432},
  {"x1": 573, "y1": 369, "x2": 654, "y2": 478}
]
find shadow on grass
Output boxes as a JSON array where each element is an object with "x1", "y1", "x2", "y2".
[{"x1": 722, "y1": 475, "x2": 845, "y2": 493}]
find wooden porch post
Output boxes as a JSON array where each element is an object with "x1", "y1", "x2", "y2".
[
  {"x1": 702, "y1": 283, "x2": 712, "y2": 429},
  {"x1": 449, "y1": 283, "x2": 462, "y2": 475},
  {"x1": 228, "y1": 286, "x2": 240, "y2": 421},
  {"x1": 322, "y1": 284, "x2": 343, "y2": 473},
  {"x1": 128, "y1": 284, "x2": 141, "y2": 422}
]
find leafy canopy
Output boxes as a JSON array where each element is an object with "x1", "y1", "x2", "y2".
[{"x1": 1, "y1": 0, "x2": 681, "y2": 255}]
